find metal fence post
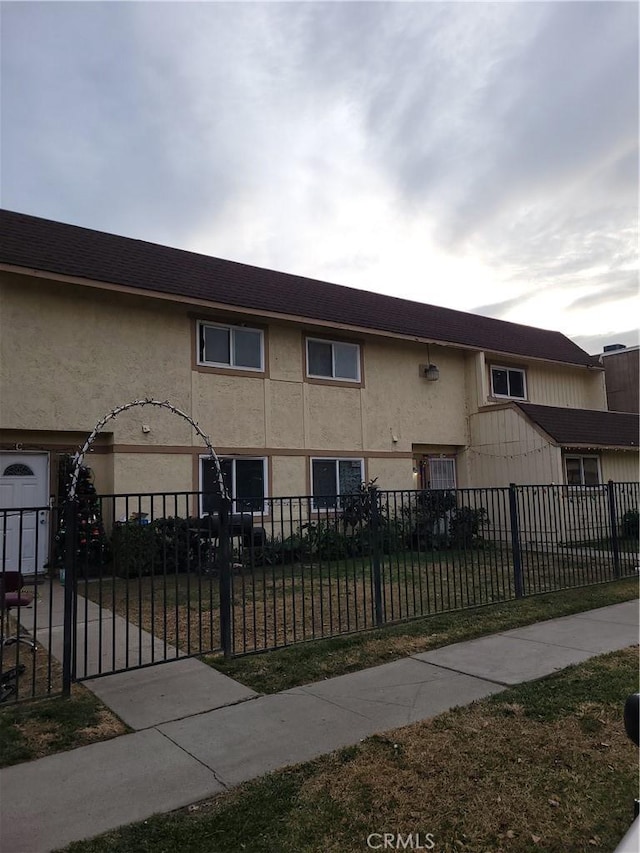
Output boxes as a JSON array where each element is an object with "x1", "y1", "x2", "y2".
[
  {"x1": 607, "y1": 480, "x2": 621, "y2": 579},
  {"x1": 369, "y1": 485, "x2": 384, "y2": 626},
  {"x1": 508, "y1": 484, "x2": 524, "y2": 598},
  {"x1": 218, "y1": 497, "x2": 233, "y2": 657},
  {"x1": 62, "y1": 499, "x2": 77, "y2": 697}
]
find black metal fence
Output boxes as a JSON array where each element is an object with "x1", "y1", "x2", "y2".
[
  {"x1": 0, "y1": 504, "x2": 60, "y2": 703},
  {"x1": 1, "y1": 482, "x2": 638, "y2": 702}
]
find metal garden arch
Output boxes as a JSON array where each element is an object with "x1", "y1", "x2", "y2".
[
  {"x1": 67, "y1": 397, "x2": 229, "y2": 500},
  {"x1": 61, "y1": 398, "x2": 233, "y2": 694}
]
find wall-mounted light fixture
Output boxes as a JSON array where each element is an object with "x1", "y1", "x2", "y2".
[
  {"x1": 425, "y1": 363, "x2": 439, "y2": 381},
  {"x1": 420, "y1": 344, "x2": 439, "y2": 381}
]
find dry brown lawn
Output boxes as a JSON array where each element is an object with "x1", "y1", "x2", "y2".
[{"x1": 82, "y1": 549, "x2": 627, "y2": 657}]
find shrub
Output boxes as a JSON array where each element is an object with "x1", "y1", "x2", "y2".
[
  {"x1": 621, "y1": 509, "x2": 639, "y2": 540},
  {"x1": 403, "y1": 490, "x2": 457, "y2": 549},
  {"x1": 246, "y1": 533, "x2": 305, "y2": 567},
  {"x1": 448, "y1": 506, "x2": 487, "y2": 548},
  {"x1": 110, "y1": 517, "x2": 214, "y2": 578},
  {"x1": 110, "y1": 522, "x2": 160, "y2": 578}
]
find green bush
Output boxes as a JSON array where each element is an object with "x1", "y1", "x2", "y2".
[
  {"x1": 110, "y1": 517, "x2": 214, "y2": 578},
  {"x1": 111, "y1": 523, "x2": 160, "y2": 578},
  {"x1": 448, "y1": 506, "x2": 487, "y2": 548},
  {"x1": 621, "y1": 509, "x2": 639, "y2": 540},
  {"x1": 247, "y1": 533, "x2": 306, "y2": 567}
]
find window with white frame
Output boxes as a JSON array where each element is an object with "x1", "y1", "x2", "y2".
[
  {"x1": 311, "y1": 458, "x2": 364, "y2": 509},
  {"x1": 564, "y1": 455, "x2": 600, "y2": 486},
  {"x1": 490, "y1": 365, "x2": 527, "y2": 399},
  {"x1": 198, "y1": 321, "x2": 264, "y2": 371},
  {"x1": 306, "y1": 338, "x2": 360, "y2": 382},
  {"x1": 201, "y1": 457, "x2": 267, "y2": 514},
  {"x1": 428, "y1": 457, "x2": 457, "y2": 490}
]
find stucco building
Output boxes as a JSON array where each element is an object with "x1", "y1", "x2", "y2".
[{"x1": 1, "y1": 210, "x2": 638, "y2": 529}]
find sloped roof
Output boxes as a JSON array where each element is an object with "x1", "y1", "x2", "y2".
[
  {"x1": 0, "y1": 209, "x2": 598, "y2": 367},
  {"x1": 516, "y1": 403, "x2": 639, "y2": 448}
]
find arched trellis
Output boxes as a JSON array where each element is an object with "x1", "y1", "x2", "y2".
[{"x1": 67, "y1": 398, "x2": 230, "y2": 503}]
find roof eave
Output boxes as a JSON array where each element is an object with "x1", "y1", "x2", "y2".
[{"x1": 0, "y1": 261, "x2": 597, "y2": 369}]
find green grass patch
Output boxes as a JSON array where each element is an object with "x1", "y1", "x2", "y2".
[
  {"x1": 206, "y1": 578, "x2": 639, "y2": 693},
  {"x1": 60, "y1": 647, "x2": 639, "y2": 853},
  {"x1": 0, "y1": 686, "x2": 128, "y2": 768},
  {"x1": 490, "y1": 646, "x2": 640, "y2": 723}
]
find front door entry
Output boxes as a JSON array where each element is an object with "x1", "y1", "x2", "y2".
[{"x1": 0, "y1": 453, "x2": 49, "y2": 574}]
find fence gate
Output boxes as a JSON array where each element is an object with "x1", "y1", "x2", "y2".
[
  {"x1": 63, "y1": 491, "x2": 235, "y2": 687},
  {"x1": 58, "y1": 397, "x2": 231, "y2": 691}
]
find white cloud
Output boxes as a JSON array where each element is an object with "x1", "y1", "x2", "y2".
[{"x1": 1, "y1": 0, "x2": 637, "y2": 354}]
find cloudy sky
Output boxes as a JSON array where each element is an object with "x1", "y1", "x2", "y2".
[{"x1": 1, "y1": 0, "x2": 637, "y2": 354}]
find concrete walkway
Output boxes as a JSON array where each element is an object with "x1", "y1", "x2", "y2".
[{"x1": 0, "y1": 599, "x2": 637, "y2": 853}]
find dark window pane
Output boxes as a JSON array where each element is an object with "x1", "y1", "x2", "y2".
[
  {"x1": 565, "y1": 457, "x2": 582, "y2": 486},
  {"x1": 334, "y1": 343, "x2": 359, "y2": 380},
  {"x1": 312, "y1": 459, "x2": 337, "y2": 508},
  {"x1": 234, "y1": 329, "x2": 262, "y2": 369},
  {"x1": 582, "y1": 457, "x2": 600, "y2": 485},
  {"x1": 235, "y1": 459, "x2": 265, "y2": 512},
  {"x1": 308, "y1": 340, "x2": 333, "y2": 377},
  {"x1": 202, "y1": 458, "x2": 232, "y2": 514},
  {"x1": 508, "y1": 369, "x2": 525, "y2": 398},
  {"x1": 491, "y1": 368, "x2": 508, "y2": 396},
  {"x1": 3, "y1": 464, "x2": 34, "y2": 476},
  {"x1": 203, "y1": 326, "x2": 230, "y2": 365},
  {"x1": 338, "y1": 460, "x2": 363, "y2": 495}
]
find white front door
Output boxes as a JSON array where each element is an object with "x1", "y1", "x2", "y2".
[{"x1": 0, "y1": 453, "x2": 49, "y2": 574}]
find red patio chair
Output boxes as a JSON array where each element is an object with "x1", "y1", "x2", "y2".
[{"x1": 1, "y1": 571, "x2": 36, "y2": 650}]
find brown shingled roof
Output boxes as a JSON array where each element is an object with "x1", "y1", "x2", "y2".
[
  {"x1": 516, "y1": 403, "x2": 639, "y2": 448},
  {"x1": 0, "y1": 209, "x2": 598, "y2": 367}
]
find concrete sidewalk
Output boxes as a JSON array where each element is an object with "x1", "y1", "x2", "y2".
[{"x1": 0, "y1": 599, "x2": 637, "y2": 853}]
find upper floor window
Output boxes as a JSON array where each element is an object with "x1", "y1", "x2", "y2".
[
  {"x1": 311, "y1": 458, "x2": 364, "y2": 509},
  {"x1": 198, "y1": 321, "x2": 264, "y2": 371},
  {"x1": 201, "y1": 456, "x2": 267, "y2": 514},
  {"x1": 306, "y1": 338, "x2": 360, "y2": 382},
  {"x1": 565, "y1": 455, "x2": 600, "y2": 486},
  {"x1": 490, "y1": 365, "x2": 527, "y2": 400}
]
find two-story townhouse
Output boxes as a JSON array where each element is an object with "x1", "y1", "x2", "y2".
[{"x1": 1, "y1": 210, "x2": 638, "y2": 559}]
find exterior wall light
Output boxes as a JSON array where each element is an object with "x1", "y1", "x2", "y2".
[
  {"x1": 425, "y1": 364, "x2": 440, "y2": 381},
  {"x1": 422, "y1": 344, "x2": 440, "y2": 381}
]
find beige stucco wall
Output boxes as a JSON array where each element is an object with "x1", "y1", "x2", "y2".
[
  {"x1": 112, "y1": 453, "x2": 193, "y2": 495},
  {"x1": 0, "y1": 274, "x2": 194, "y2": 445},
  {"x1": 364, "y1": 340, "x2": 468, "y2": 451},
  {"x1": 367, "y1": 457, "x2": 414, "y2": 491},
  {"x1": 192, "y1": 372, "x2": 267, "y2": 448},
  {"x1": 0, "y1": 271, "x2": 620, "y2": 498}
]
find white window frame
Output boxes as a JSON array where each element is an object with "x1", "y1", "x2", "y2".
[
  {"x1": 200, "y1": 455, "x2": 268, "y2": 515},
  {"x1": 197, "y1": 320, "x2": 264, "y2": 372},
  {"x1": 490, "y1": 365, "x2": 527, "y2": 400},
  {"x1": 310, "y1": 457, "x2": 365, "y2": 510},
  {"x1": 564, "y1": 454, "x2": 601, "y2": 486},
  {"x1": 306, "y1": 337, "x2": 361, "y2": 382}
]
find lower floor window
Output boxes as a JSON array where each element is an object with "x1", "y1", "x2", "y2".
[
  {"x1": 201, "y1": 457, "x2": 266, "y2": 514},
  {"x1": 565, "y1": 455, "x2": 600, "y2": 486},
  {"x1": 311, "y1": 458, "x2": 364, "y2": 509},
  {"x1": 420, "y1": 456, "x2": 456, "y2": 489}
]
